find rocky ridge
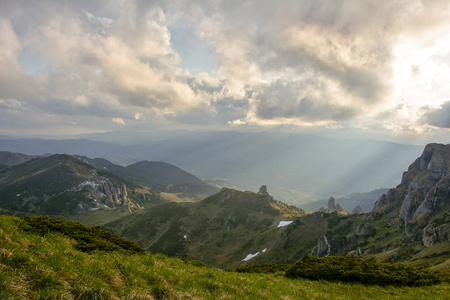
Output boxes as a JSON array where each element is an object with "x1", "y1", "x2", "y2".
[{"x1": 373, "y1": 143, "x2": 450, "y2": 246}]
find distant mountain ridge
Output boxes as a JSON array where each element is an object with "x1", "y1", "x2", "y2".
[
  {"x1": 76, "y1": 156, "x2": 219, "y2": 195},
  {"x1": 0, "y1": 132, "x2": 424, "y2": 205}
]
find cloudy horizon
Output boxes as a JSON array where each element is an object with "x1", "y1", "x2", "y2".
[{"x1": 1, "y1": 0, "x2": 450, "y2": 144}]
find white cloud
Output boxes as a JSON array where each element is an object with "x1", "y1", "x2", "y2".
[
  {"x1": 1, "y1": 0, "x2": 450, "y2": 141},
  {"x1": 112, "y1": 118, "x2": 126, "y2": 126}
]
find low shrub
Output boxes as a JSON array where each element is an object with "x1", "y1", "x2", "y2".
[
  {"x1": 285, "y1": 254, "x2": 446, "y2": 286},
  {"x1": 20, "y1": 216, "x2": 145, "y2": 254}
]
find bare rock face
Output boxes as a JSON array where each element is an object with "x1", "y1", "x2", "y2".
[
  {"x1": 370, "y1": 144, "x2": 450, "y2": 249},
  {"x1": 258, "y1": 185, "x2": 269, "y2": 196},
  {"x1": 352, "y1": 205, "x2": 363, "y2": 214},
  {"x1": 72, "y1": 177, "x2": 140, "y2": 212},
  {"x1": 311, "y1": 235, "x2": 331, "y2": 257},
  {"x1": 373, "y1": 144, "x2": 450, "y2": 222},
  {"x1": 328, "y1": 197, "x2": 336, "y2": 210},
  {"x1": 334, "y1": 203, "x2": 348, "y2": 213},
  {"x1": 423, "y1": 224, "x2": 436, "y2": 247},
  {"x1": 437, "y1": 224, "x2": 450, "y2": 243}
]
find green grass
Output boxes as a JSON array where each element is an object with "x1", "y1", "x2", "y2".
[{"x1": 1, "y1": 214, "x2": 450, "y2": 299}]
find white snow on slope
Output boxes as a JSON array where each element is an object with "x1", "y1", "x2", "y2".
[
  {"x1": 242, "y1": 248, "x2": 269, "y2": 261},
  {"x1": 277, "y1": 221, "x2": 293, "y2": 227},
  {"x1": 242, "y1": 252, "x2": 260, "y2": 261}
]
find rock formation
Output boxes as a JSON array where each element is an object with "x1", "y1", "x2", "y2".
[
  {"x1": 328, "y1": 197, "x2": 336, "y2": 210},
  {"x1": 372, "y1": 143, "x2": 450, "y2": 243},
  {"x1": 311, "y1": 235, "x2": 331, "y2": 257},
  {"x1": 72, "y1": 177, "x2": 139, "y2": 212},
  {"x1": 258, "y1": 185, "x2": 269, "y2": 196},
  {"x1": 352, "y1": 205, "x2": 363, "y2": 214}
]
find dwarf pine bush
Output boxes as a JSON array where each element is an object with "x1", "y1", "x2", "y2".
[
  {"x1": 286, "y1": 254, "x2": 446, "y2": 286},
  {"x1": 21, "y1": 215, "x2": 145, "y2": 254}
]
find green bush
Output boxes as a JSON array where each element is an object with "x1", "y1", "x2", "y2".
[
  {"x1": 20, "y1": 216, "x2": 145, "y2": 254},
  {"x1": 285, "y1": 254, "x2": 446, "y2": 286},
  {"x1": 230, "y1": 264, "x2": 291, "y2": 274}
]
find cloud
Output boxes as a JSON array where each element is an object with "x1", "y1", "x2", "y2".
[
  {"x1": 1, "y1": 0, "x2": 450, "y2": 138},
  {"x1": 112, "y1": 118, "x2": 126, "y2": 126},
  {"x1": 422, "y1": 102, "x2": 450, "y2": 128},
  {"x1": 243, "y1": 79, "x2": 358, "y2": 125}
]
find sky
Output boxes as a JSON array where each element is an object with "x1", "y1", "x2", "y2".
[{"x1": 1, "y1": 0, "x2": 450, "y2": 144}]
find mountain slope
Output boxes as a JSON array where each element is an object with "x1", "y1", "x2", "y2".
[
  {"x1": 0, "y1": 154, "x2": 163, "y2": 215},
  {"x1": 104, "y1": 187, "x2": 307, "y2": 268}
]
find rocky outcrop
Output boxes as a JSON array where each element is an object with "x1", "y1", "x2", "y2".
[
  {"x1": 372, "y1": 144, "x2": 450, "y2": 242},
  {"x1": 72, "y1": 177, "x2": 139, "y2": 212},
  {"x1": 258, "y1": 185, "x2": 269, "y2": 196},
  {"x1": 352, "y1": 205, "x2": 363, "y2": 214},
  {"x1": 311, "y1": 235, "x2": 331, "y2": 257},
  {"x1": 422, "y1": 223, "x2": 450, "y2": 247},
  {"x1": 326, "y1": 197, "x2": 349, "y2": 214},
  {"x1": 422, "y1": 224, "x2": 436, "y2": 247},
  {"x1": 328, "y1": 197, "x2": 336, "y2": 210}
]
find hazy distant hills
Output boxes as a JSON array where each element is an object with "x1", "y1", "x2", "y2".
[
  {"x1": 0, "y1": 131, "x2": 424, "y2": 205},
  {"x1": 300, "y1": 188, "x2": 389, "y2": 213},
  {"x1": 77, "y1": 156, "x2": 219, "y2": 195}
]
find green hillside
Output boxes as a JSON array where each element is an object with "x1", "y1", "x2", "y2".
[
  {"x1": 1, "y1": 214, "x2": 449, "y2": 299},
  {"x1": 0, "y1": 154, "x2": 164, "y2": 216}
]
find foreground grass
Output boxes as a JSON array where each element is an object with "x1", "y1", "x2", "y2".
[{"x1": 1, "y1": 215, "x2": 449, "y2": 299}]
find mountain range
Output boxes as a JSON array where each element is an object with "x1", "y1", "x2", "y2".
[{"x1": 0, "y1": 131, "x2": 424, "y2": 205}]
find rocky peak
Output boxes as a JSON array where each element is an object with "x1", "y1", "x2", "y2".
[
  {"x1": 311, "y1": 235, "x2": 331, "y2": 257},
  {"x1": 352, "y1": 205, "x2": 363, "y2": 214},
  {"x1": 328, "y1": 197, "x2": 336, "y2": 210},
  {"x1": 258, "y1": 185, "x2": 269, "y2": 196},
  {"x1": 372, "y1": 143, "x2": 450, "y2": 243}
]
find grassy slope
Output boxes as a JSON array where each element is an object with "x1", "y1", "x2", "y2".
[{"x1": 1, "y1": 215, "x2": 449, "y2": 300}]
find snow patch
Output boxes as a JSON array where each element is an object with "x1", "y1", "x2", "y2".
[
  {"x1": 277, "y1": 221, "x2": 293, "y2": 228},
  {"x1": 242, "y1": 252, "x2": 260, "y2": 261},
  {"x1": 242, "y1": 248, "x2": 268, "y2": 261}
]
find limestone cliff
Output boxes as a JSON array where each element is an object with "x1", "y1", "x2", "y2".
[{"x1": 372, "y1": 143, "x2": 450, "y2": 245}]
